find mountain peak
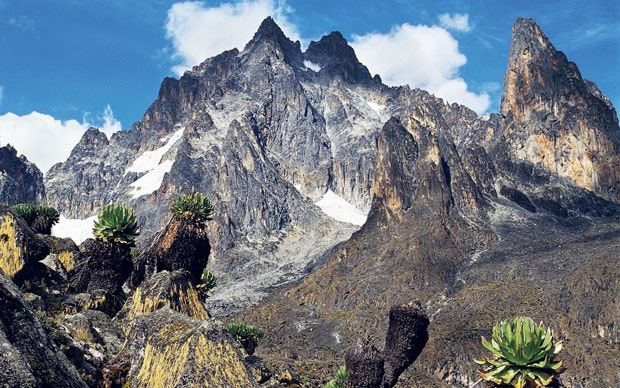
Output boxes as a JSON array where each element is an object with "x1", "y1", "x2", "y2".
[
  {"x1": 244, "y1": 16, "x2": 302, "y2": 65},
  {"x1": 510, "y1": 17, "x2": 555, "y2": 53},
  {"x1": 304, "y1": 31, "x2": 374, "y2": 84}
]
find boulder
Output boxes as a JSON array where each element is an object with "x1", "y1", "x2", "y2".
[
  {"x1": 116, "y1": 270, "x2": 209, "y2": 321},
  {"x1": 0, "y1": 271, "x2": 87, "y2": 387},
  {"x1": 0, "y1": 206, "x2": 49, "y2": 279},
  {"x1": 111, "y1": 308, "x2": 256, "y2": 387}
]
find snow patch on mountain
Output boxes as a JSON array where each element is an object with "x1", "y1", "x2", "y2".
[
  {"x1": 126, "y1": 127, "x2": 184, "y2": 174},
  {"x1": 128, "y1": 160, "x2": 174, "y2": 198},
  {"x1": 303, "y1": 60, "x2": 322, "y2": 72},
  {"x1": 315, "y1": 190, "x2": 368, "y2": 226},
  {"x1": 52, "y1": 215, "x2": 97, "y2": 244}
]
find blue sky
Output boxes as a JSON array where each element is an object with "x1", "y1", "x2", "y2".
[{"x1": 0, "y1": 0, "x2": 618, "y2": 171}]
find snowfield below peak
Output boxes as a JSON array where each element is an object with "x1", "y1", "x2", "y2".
[
  {"x1": 125, "y1": 127, "x2": 184, "y2": 198},
  {"x1": 315, "y1": 190, "x2": 368, "y2": 226},
  {"x1": 303, "y1": 60, "x2": 322, "y2": 72}
]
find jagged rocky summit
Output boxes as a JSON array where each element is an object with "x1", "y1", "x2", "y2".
[
  {"x1": 0, "y1": 145, "x2": 46, "y2": 205},
  {"x1": 39, "y1": 15, "x2": 620, "y2": 387}
]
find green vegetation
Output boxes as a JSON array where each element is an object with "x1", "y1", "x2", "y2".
[
  {"x1": 325, "y1": 366, "x2": 346, "y2": 388},
  {"x1": 12, "y1": 203, "x2": 60, "y2": 234},
  {"x1": 225, "y1": 322, "x2": 263, "y2": 343},
  {"x1": 475, "y1": 316, "x2": 564, "y2": 388},
  {"x1": 170, "y1": 192, "x2": 214, "y2": 221},
  {"x1": 198, "y1": 268, "x2": 217, "y2": 293},
  {"x1": 93, "y1": 204, "x2": 139, "y2": 244}
]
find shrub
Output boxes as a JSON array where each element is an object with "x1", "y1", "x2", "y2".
[
  {"x1": 475, "y1": 316, "x2": 564, "y2": 388},
  {"x1": 93, "y1": 204, "x2": 139, "y2": 244},
  {"x1": 170, "y1": 193, "x2": 214, "y2": 222},
  {"x1": 12, "y1": 203, "x2": 60, "y2": 234},
  {"x1": 325, "y1": 366, "x2": 346, "y2": 388}
]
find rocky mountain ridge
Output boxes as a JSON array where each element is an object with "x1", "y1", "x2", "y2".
[{"x1": 0, "y1": 145, "x2": 45, "y2": 205}]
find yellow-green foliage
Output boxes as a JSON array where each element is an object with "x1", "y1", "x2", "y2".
[
  {"x1": 125, "y1": 283, "x2": 209, "y2": 321},
  {"x1": 0, "y1": 214, "x2": 23, "y2": 278},
  {"x1": 135, "y1": 322, "x2": 252, "y2": 387},
  {"x1": 475, "y1": 316, "x2": 564, "y2": 388},
  {"x1": 12, "y1": 204, "x2": 59, "y2": 233}
]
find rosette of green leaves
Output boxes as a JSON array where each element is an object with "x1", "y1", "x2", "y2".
[
  {"x1": 475, "y1": 316, "x2": 563, "y2": 388},
  {"x1": 170, "y1": 193, "x2": 214, "y2": 222},
  {"x1": 93, "y1": 204, "x2": 139, "y2": 244},
  {"x1": 325, "y1": 366, "x2": 346, "y2": 388}
]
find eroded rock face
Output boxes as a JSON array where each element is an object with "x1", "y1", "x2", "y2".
[
  {"x1": 0, "y1": 145, "x2": 45, "y2": 205},
  {"x1": 501, "y1": 18, "x2": 620, "y2": 202},
  {"x1": 0, "y1": 271, "x2": 87, "y2": 387}
]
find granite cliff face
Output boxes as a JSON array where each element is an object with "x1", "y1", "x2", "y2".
[
  {"x1": 43, "y1": 16, "x2": 620, "y2": 386},
  {"x1": 0, "y1": 145, "x2": 45, "y2": 205},
  {"x1": 501, "y1": 18, "x2": 620, "y2": 202}
]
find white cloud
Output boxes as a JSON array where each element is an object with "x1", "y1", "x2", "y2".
[
  {"x1": 351, "y1": 23, "x2": 490, "y2": 114},
  {"x1": 165, "y1": 0, "x2": 301, "y2": 76},
  {"x1": 438, "y1": 13, "x2": 471, "y2": 33},
  {"x1": 0, "y1": 105, "x2": 122, "y2": 173}
]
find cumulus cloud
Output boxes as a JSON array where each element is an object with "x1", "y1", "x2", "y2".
[
  {"x1": 0, "y1": 105, "x2": 122, "y2": 173},
  {"x1": 351, "y1": 23, "x2": 490, "y2": 114},
  {"x1": 165, "y1": 0, "x2": 301, "y2": 75},
  {"x1": 438, "y1": 13, "x2": 471, "y2": 33}
]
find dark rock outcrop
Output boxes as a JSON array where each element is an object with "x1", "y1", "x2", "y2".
[
  {"x1": 70, "y1": 239, "x2": 133, "y2": 313},
  {"x1": 0, "y1": 145, "x2": 45, "y2": 205},
  {"x1": 0, "y1": 271, "x2": 87, "y2": 387}
]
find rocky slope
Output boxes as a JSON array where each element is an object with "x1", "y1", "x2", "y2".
[
  {"x1": 237, "y1": 18, "x2": 620, "y2": 387},
  {"x1": 0, "y1": 145, "x2": 46, "y2": 205}
]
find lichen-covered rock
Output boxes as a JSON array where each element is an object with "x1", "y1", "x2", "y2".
[
  {"x1": 40, "y1": 234, "x2": 82, "y2": 275},
  {"x1": 344, "y1": 339, "x2": 385, "y2": 388},
  {"x1": 62, "y1": 290, "x2": 122, "y2": 317},
  {"x1": 70, "y1": 238, "x2": 132, "y2": 305},
  {"x1": 381, "y1": 302, "x2": 429, "y2": 387},
  {"x1": 0, "y1": 271, "x2": 87, "y2": 387},
  {"x1": 0, "y1": 206, "x2": 49, "y2": 279},
  {"x1": 116, "y1": 270, "x2": 209, "y2": 321},
  {"x1": 116, "y1": 308, "x2": 256, "y2": 387}
]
